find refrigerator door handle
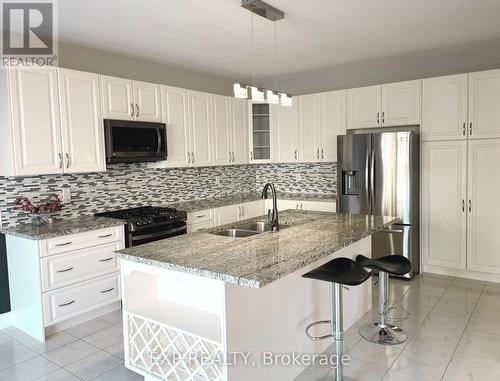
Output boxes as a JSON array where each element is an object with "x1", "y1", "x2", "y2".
[
  {"x1": 370, "y1": 149, "x2": 375, "y2": 208},
  {"x1": 365, "y1": 149, "x2": 370, "y2": 208}
]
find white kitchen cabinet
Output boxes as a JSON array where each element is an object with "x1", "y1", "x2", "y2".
[
  {"x1": 5, "y1": 225, "x2": 124, "y2": 341},
  {"x1": 100, "y1": 75, "x2": 134, "y2": 120},
  {"x1": 1, "y1": 67, "x2": 63, "y2": 176},
  {"x1": 215, "y1": 204, "x2": 240, "y2": 226},
  {"x1": 422, "y1": 74, "x2": 468, "y2": 142},
  {"x1": 133, "y1": 80, "x2": 162, "y2": 122},
  {"x1": 381, "y1": 80, "x2": 421, "y2": 126},
  {"x1": 274, "y1": 103, "x2": 298, "y2": 163},
  {"x1": 162, "y1": 86, "x2": 190, "y2": 167},
  {"x1": 275, "y1": 199, "x2": 336, "y2": 212},
  {"x1": 212, "y1": 95, "x2": 232, "y2": 166},
  {"x1": 188, "y1": 91, "x2": 213, "y2": 166},
  {"x1": 320, "y1": 90, "x2": 346, "y2": 162},
  {"x1": 468, "y1": 69, "x2": 500, "y2": 140},
  {"x1": 230, "y1": 98, "x2": 248, "y2": 165},
  {"x1": 297, "y1": 94, "x2": 321, "y2": 162},
  {"x1": 187, "y1": 220, "x2": 213, "y2": 233},
  {"x1": 467, "y1": 139, "x2": 500, "y2": 273},
  {"x1": 347, "y1": 85, "x2": 381, "y2": 129},
  {"x1": 101, "y1": 76, "x2": 161, "y2": 122},
  {"x1": 347, "y1": 81, "x2": 420, "y2": 129},
  {"x1": 240, "y1": 200, "x2": 265, "y2": 219},
  {"x1": 249, "y1": 102, "x2": 273, "y2": 163},
  {"x1": 421, "y1": 141, "x2": 468, "y2": 270},
  {"x1": 58, "y1": 68, "x2": 105, "y2": 173}
]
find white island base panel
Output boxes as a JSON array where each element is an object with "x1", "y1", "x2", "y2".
[{"x1": 121, "y1": 236, "x2": 372, "y2": 381}]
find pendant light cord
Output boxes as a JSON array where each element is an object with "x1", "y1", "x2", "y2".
[
  {"x1": 251, "y1": 12, "x2": 255, "y2": 88},
  {"x1": 274, "y1": 21, "x2": 278, "y2": 92}
]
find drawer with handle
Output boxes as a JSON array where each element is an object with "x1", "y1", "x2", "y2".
[
  {"x1": 187, "y1": 209, "x2": 214, "y2": 224},
  {"x1": 41, "y1": 241, "x2": 123, "y2": 292},
  {"x1": 41, "y1": 226, "x2": 124, "y2": 257},
  {"x1": 43, "y1": 273, "x2": 121, "y2": 326}
]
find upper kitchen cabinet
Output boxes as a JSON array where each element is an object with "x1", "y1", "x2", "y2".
[
  {"x1": 58, "y1": 68, "x2": 106, "y2": 173},
  {"x1": 187, "y1": 90, "x2": 212, "y2": 166},
  {"x1": 347, "y1": 80, "x2": 420, "y2": 129},
  {"x1": 212, "y1": 94, "x2": 232, "y2": 166},
  {"x1": 273, "y1": 103, "x2": 298, "y2": 163},
  {"x1": 230, "y1": 98, "x2": 248, "y2": 165},
  {"x1": 297, "y1": 94, "x2": 321, "y2": 162},
  {"x1": 101, "y1": 76, "x2": 161, "y2": 122},
  {"x1": 381, "y1": 80, "x2": 420, "y2": 126},
  {"x1": 347, "y1": 85, "x2": 381, "y2": 129},
  {"x1": 133, "y1": 81, "x2": 162, "y2": 122},
  {"x1": 320, "y1": 90, "x2": 346, "y2": 162},
  {"x1": 249, "y1": 102, "x2": 273, "y2": 163},
  {"x1": 469, "y1": 69, "x2": 500, "y2": 140},
  {"x1": 422, "y1": 74, "x2": 468, "y2": 141},
  {"x1": 294, "y1": 90, "x2": 346, "y2": 163},
  {"x1": 162, "y1": 85, "x2": 190, "y2": 167},
  {"x1": 0, "y1": 67, "x2": 63, "y2": 176},
  {"x1": 0, "y1": 67, "x2": 105, "y2": 176}
]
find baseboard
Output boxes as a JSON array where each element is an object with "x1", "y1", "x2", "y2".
[
  {"x1": 423, "y1": 265, "x2": 500, "y2": 283},
  {"x1": 0, "y1": 312, "x2": 11, "y2": 330}
]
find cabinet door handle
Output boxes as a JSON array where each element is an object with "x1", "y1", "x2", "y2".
[
  {"x1": 55, "y1": 241, "x2": 72, "y2": 247},
  {"x1": 241, "y1": 206, "x2": 245, "y2": 217},
  {"x1": 462, "y1": 199, "x2": 465, "y2": 212},
  {"x1": 229, "y1": 152, "x2": 231, "y2": 163},
  {"x1": 98, "y1": 233, "x2": 112, "y2": 238},
  {"x1": 382, "y1": 111, "x2": 385, "y2": 124},
  {"x1": 250, "y1": 151, "x2": 253, "y2": 161},
  {"x1": 294, "y1": 149, "x2": 297, "y2": 160},
  {"x1": 321, "y1": 149, "x2": 324, "y2": 159},
  {"x1": 469, "y1": 122, "x2": 472, "y2": 136},
  {"x1": 58, "y1": 153, "x2": 63, "y2": 169},
  {"x1": 130, "y1": 103, "x2": 134, "y2": 117},
  {"x1": 99, "y1": 257, "x2": 114, "y2": 262},
  {"x1": 300, "y1": 203, "x2": 303, "y2": 210},
  {"x1": 65, "y1": 153, "x2": 70, "y2": 168},
  {"x1": 136, "y1": 104, "x2": 139, "y2": 118},
  {"x1": 468, "y1": 199, "x2": 472, "y2": 212},
  {"x1": 232, "y1": 152, "x2": 235, "y2": 162},
  {"x1": 59, "y1": 300, "x2": 75, "y2": 307},
  {"x1": 191, "y1": 152, "x2": 195, "y2": 163},
  {"x1": 377, "y1": 112, "x2": 380, "y2": 124},
  {"x1": 187, "y1": 152, "x2": 191, "y2": 163},
  {"x1": 196, "y1": 215, "x2": 206, "y2": 218},
  {"x1": 462, "y1": 122, "x2": 466, "y2": 136},
  {"x1": 100, "y1": 287, "x2": 115, "y2": 294},
  {"x1": 56, "y1": 267, "x2": 74, "y2": 273},
  {"x1": 316, "y1": 149, "x2": 320, "y2": 159}
]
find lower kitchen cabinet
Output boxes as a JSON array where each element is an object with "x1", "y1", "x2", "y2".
[
  {"x1": 187, "y1": 209, "x2": 214, "y2": 233},
  {"x1": 275, "y1": 199, "x2": 337, "y2": 212},
  {"x1": 214, "y1": 201, "x2": 265, "y2": 226},
  {"x1": 5, "y1": 225, "x2": 124, "y2": 341}
]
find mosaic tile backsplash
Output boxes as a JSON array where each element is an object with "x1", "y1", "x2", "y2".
[{"x1": 0, "y1": 162, "x2": 337, "y2": 227}]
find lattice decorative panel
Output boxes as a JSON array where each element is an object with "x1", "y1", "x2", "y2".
[{"x1": 127, "y1": 313, "x2": 225, "y2": 381}]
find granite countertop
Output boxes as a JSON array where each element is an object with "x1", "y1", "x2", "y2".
[
  {"x1": 115, "y1": 210, "x2": 397, "y2": 288},
  {"x1": 169, "y1": 192, "x2": 337, "y2": 213},
  {"x1": 0, "y1": 216, "x2": 126, "y2": 240}
]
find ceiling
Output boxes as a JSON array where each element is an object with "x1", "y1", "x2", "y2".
[{"x1": 55, "y1": 0, "x2": 500, "y2": 83}]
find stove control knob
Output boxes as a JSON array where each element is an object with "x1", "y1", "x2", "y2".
[{"x1": 147, "y1": 218, "x2": 153, "y2": 224}]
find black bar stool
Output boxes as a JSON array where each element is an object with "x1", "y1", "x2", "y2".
[
  {"x1": 355, "y1": 254, "x2": 411, "y2": 345},
  {"x1": 302, "y1": 257, "x2": 372, "y2": 381}
]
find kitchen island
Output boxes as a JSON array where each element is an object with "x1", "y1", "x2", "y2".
[{"x1": 115, "y1": 210, "x2": 397, "y2": 381}]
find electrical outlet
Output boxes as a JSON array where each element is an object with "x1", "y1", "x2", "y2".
[
  {"x1": 215, "y1": 176, "x2": 221, "y2": 186},
  {"x1": 295, "y1": 173, "x2": 301, "y2": 182},
  {"x1": 62, "y1": 188, "x2": 71, "y2": 202}
]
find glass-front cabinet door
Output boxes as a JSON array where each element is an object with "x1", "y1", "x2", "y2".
[{"x1": 249, "y1": 103, "x2": 273, "y2": 162}]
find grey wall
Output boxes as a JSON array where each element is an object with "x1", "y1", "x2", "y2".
[
  {"x1": 58, "y1": 41, "x2": 236, "y2": 96},
  {"x1": 265, "y1": 39, "x2": 500, "y2": 95}
]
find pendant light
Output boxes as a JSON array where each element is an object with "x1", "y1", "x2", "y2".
[{"x1": 233, "y1": 0, "x2": 292, "y2": 106}]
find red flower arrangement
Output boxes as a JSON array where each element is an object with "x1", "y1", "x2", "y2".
[{"x1": 13, "y1": 193, "x2": 63, "y2": 215}]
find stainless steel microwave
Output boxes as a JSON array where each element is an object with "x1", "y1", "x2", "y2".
[{"x1": 103, "y1": 119, "x2": 167, "y2": 163}]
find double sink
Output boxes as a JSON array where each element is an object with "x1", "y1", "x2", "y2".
[{"x1": 211, "y1": 221, "x2": 291, "y2": 238}]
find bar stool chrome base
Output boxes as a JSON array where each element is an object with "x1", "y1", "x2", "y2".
[{"x1": 358, "y1": 322, "x2": 408, "y2": 345}]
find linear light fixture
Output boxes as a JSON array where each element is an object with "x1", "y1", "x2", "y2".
[{"x1": 233, "y1": 0, "x2": 292, "y2": 106}]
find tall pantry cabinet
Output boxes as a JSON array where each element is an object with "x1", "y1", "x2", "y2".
[{"x1": 421, "y1": 69, "x2": 500, "y2": 276}]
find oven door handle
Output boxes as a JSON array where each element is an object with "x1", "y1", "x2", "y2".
[
  {"x1": 131, "y1": 226, "x2": 187, "y2": 242},
  {"x1": 131, "y1": 220, "x2": 186, "y2": 232},
  {"x1": 156, "y1": 128, "x2": 163, "y2": 154}
]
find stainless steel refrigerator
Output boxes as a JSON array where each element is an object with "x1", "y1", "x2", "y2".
[{"x1": 337, "y1": 131, "x2": 420, "y2": 278}]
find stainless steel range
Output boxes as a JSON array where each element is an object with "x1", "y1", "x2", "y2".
[{"x1": 96, "y1": 206, "x2": 187, "y2": 247}]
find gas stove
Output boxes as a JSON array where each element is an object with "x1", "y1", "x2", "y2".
[{"x1": 96, "y1": 206, "x2": 187, "y2": 247}]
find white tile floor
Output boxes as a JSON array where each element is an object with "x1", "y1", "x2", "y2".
[
  {"x1": 295, "y1": 273, "x2": 500, "y2": 381},
  {"x1": 0, "y1": 273, "x2": 498, "y2": 380}
]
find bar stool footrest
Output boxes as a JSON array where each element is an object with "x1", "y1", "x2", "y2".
[{"x1": 305, "y1": 320, "x2": 335, "y2": 341}]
